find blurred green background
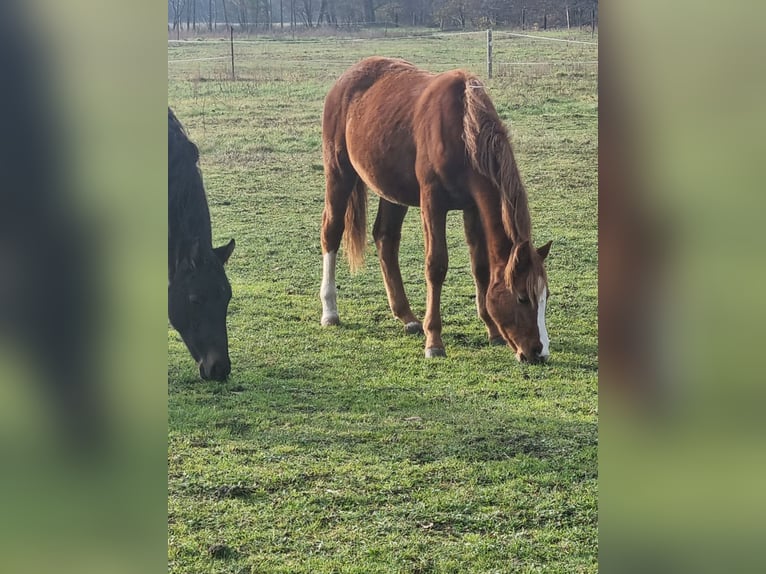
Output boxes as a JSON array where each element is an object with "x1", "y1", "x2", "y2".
[{"x1": 0, "y1": 0, "x2": 765, "y2": 572}]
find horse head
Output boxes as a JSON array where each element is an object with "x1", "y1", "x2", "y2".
[
  {"x1": 486, "y1": 239, "x2": 552, "y2": 363},
  {"x1": 169, "y1": 238, "x2": 235, "y2": 380}
]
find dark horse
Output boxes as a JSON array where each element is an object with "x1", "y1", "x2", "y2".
[
  {"x1": 320, "y1": 57, "x2": 552, "y2": 362},
  {"x1": 168, "y1": 108, "x2": 235, "y2": 380}
]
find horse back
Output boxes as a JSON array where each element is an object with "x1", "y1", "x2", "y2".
[{"x1": 323, "y1": 58, "x2": 475, "y2": 207}]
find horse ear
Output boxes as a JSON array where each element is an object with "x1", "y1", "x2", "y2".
[
  {"x1": 537, "y1": 240, "x2": 552, "y2": 261},
  {"x1": 214, "y1": 238, "x2": 235, "y2": 265}
]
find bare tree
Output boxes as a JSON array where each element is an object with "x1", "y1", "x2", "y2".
[
  {"x1": 300, "y1": 0, "x2": 314, "y2": 27},
  {"x1": 363, "y1": 0, "x2": 375, "y2": 23},
  {"x1": 169, "y1": 0, "x2": 188, "y2": 30},
  {"x1": 221, "y1": 0, "x2": 230, "y2": 26},
  {"x1": 317, "y1": 0, "x2": 337, "y2": 26},
  {"x1": 316, "y1": 0, "x2": 326, "y2": 25}
]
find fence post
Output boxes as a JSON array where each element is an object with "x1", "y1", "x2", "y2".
[
  {"x1": 486, "y1": 29, "x2": 493, "y2": 79},
  {"x1": 591, "y1": 6, "x2": 596, "y2": 38},
  {"x1": 230, "y1": 26, "x2": 235, "y2": 81}
]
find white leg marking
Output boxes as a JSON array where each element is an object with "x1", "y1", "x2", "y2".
[
  {"x1": 320, "y1": 251, "x2": 339, "y2": 325},
  {"x1": 537, "y1": 287, "x2": 550, "y2": 358}
]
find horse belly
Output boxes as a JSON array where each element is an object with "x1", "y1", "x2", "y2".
[{"x1": 346, "y1": 125, "x2": 420, "y2": 207}]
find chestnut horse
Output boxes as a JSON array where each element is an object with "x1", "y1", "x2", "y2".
[{"x1": 319, "y1": 57, "x2": 552, "y2": 362}]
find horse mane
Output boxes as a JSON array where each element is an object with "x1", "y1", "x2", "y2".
[
  {"x1": 462, "y1": 78, "x2": 532, "y2": 245},
  {"x1": 168, "y1": 108, "x2": 213, "y2": 257},
  {"x1": 462, "y1": 78, "x2": 543, "y2": 296}
]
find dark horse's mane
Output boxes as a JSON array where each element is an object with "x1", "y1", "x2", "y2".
[{"x1": 168, "y1": 108, "x2": 213, "y2": 273}]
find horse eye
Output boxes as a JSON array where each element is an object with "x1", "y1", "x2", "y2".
[{"x1": 517, "y1": 295, "x2": 530, "y2": 305}]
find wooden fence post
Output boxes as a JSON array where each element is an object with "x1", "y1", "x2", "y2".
[
  {"x1": 230, "y1": 26, "x2": 235, "y2": 81},
  {"x1": 486, "y1": 29, "x2": 493, "y2": 79}
]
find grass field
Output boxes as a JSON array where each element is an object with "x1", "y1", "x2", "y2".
[{"x1": 168, "y1": 28, "x2": 598, "y2": 573}]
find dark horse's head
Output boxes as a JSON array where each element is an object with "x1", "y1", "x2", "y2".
[
  {"x1": 168, "y1": 107, "x2": 235, "y2": 381},
  {"x1": 169, "y1": 238, "x2": 235, "y2": 380}
]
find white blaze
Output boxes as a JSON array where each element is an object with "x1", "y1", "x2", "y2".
[
  {"x1": 320, "y1": 251, "x2": 338, "y2": 324},
  {"x1": 537, "y1": 286, "x2": 550, "y2": 358}
]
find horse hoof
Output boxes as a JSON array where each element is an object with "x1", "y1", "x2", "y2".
[
  {"x1": 489, "y1": 336, "x2": 507, "y2": 346},
  {"x1": 321, "y1": 314, "x2": 340, "y2": 326},
  {"x1": 405, "y1": 321, "x2": 424, "y2": 335},
  {"x1": 425, "y1": 347, "x2": 446, "y2": 358}
]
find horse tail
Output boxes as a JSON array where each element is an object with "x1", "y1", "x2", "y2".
[
  {"x1": 462, "y1": 76, "x2": 532, "y2": 250},
  {"x1": 343, "y1": 177, "x2": 368, "y2": 273}
]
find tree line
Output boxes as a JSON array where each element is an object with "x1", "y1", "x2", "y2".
[{"x1": 168, "y1": 1, "x2": 597, "y2": 32}]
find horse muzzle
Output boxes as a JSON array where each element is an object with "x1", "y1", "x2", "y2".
[
  {"x1": 516, "y1": 342, "x2": 548, "y2": 364},
  {"x1": 199, "y1": 354, "x2": 231, "y2": 381}
]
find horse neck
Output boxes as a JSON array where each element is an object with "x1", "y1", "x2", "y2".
[
  {"x1": 500, "y1": 177, "x2": 537, "y2": 288},
  {"x1": 472, "y1": 182, "x2": 535, "y2": 286},
  {"x1": 476, "y1": 219, "x2": 513, "y2": 285},
  {"x1": 168, "y1": 179, "x2": 213, "y2": 274}
]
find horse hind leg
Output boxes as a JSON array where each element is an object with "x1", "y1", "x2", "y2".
[
  {"x1": 372, "y1": 198, "x2": 422, "y2": 334},
  {"x1": 320, "y1": 167, "x2": 358, "y2": 326},
  {"x1": 463, "y1": 206, "x2": 504, "y2": 345},
  {"x1": 320, "y1": 253, "x2": 340, "y2": 326}
]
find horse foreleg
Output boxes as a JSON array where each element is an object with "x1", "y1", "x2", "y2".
[
  {"x1": 421, "y1": 198, "x2": 449, "y2": 358},
  {"x1": 463, "y1": 207, "x2": 504, "y2": 345},
  {"x1": 373, "y1": 199, "x2": 422, "y2": 333}
]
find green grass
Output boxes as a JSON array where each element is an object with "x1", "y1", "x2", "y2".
[{"x1": 169, "y1": 29, "x2": 597, "y2": 573}]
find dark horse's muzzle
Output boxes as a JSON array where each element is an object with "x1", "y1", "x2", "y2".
[{"x1": 199, "y1": 354, "x2": 231, "y2": 381}]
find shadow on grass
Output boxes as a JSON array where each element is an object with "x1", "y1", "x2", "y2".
[{"x1": 171, "y1": 361, "x2": 596, "y2": 474}]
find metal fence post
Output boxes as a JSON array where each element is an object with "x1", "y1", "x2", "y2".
[{"x1": 486, "y1": 29, "x2": 493, "y2": 79}]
